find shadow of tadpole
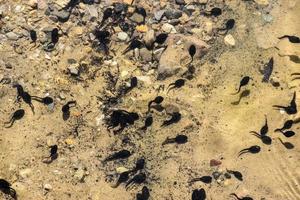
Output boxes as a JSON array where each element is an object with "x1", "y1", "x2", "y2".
[
  {"x1": 63, "y1": 111, "x2": 70, "y2": 121},
  {"x1": 231, "y1": 89, "x2": 250, "y2": 105}
]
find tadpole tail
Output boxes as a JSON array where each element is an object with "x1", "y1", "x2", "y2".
[
  {"x1": 167, "y1": 86, "x2": 175, "y2": 94},
  {"x1": 122, "y1": 47, "x2": 131, "y2": 54},
  {"x1": 162, "y1": 138, "x2": 175, "y2": 145},
  {"x1": 251, "y1": 133, "x2": 261, "y2": 140},
  {"x1": 278, "y1": 35, "x2": 288, "y2": 39},
  {"x1": 189, "y1": 178, "x2": 201, "y2": 183},
  {"x1": 274, "y1": 128, "x2": 282, "y2": 132},
  {"x1": 229, "y1": 193, "x2": 240, "y2": 200},
  {"x1": 147, "y1": 101, "x2": 154, "y2": 112},
  {"x1": 238, "y1": 149, "x2": 248, "y2": 157},
  {"x1": 291, "y1": 73, "x2": 300, "y2": 76},
  {"x1": 272, "y1": 105, "x2": 286, "y2": 109},
  {"x1": 5, "y1": 119, "x2": 15, "y2": 128}
]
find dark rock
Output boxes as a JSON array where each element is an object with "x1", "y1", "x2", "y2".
[
  {"x1": 175, "y1": 0, "x2": 186, "y2": 5},
  {"x1": 164, "y1": 9, "x2": 182, "y2": 19}
]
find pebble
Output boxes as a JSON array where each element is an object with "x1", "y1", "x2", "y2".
[
  {"x1": 87, "y1": 5, "x2": 98, "y2": 18},
  {"x1": 224, "y1": 34, "x2": 236, "y2": 46},
  {"x1": 44, "y1": 183, "x2": 53, "y2": 191},
  {"x1": 6, "y1": 32, "x2": 19, "y2": 40},
  {"x1": 68, "y1": 64, "x2": 80, "y2": 76},
  {"x1": 136, "y1": 25, "x2": 148, "y2": 33},
  {"x1": 162, "y1": 23, "x2": 177, "y2": 33},
  {"x1": 262, "y1": 14, "x2": 273, "y2": 23},
  {"x1": 164, "y1": 9, "x2": 182, "y2": 20},
  {"x1": 175, "y1": 0, "x2": 185, "y2": 5},
  {"x1": 130, "y1": 13, "x2": 144, "y2": 24},
  {"x1": 52, "y1": 9, "x2": 70, "y2": 22},
  {"x1": 74, "y1": 168, "x2": 86, "y2": 182},
  {"x1": 117, "y1": 32, "x2": 128, "y2": 41},
  {"x1": 116, "y1": 167, "x2": 129, "y2": 173},
  {"x1": 144, "y1": 29, "x2": 155, "y2": 48},
  {"x1": 154, "y1": 10, "x2": 165, "y2": 21},
  {"x1": 255, "y1": 0, "x2": 269, "y2": 5}
]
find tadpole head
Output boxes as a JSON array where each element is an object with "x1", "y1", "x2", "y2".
[
  {"x1": 13, "y1": 109, "x2": 25, "y2": 119},
  {"x1": 189, "y1": 45, "x2": 196, "y2": 57},
  {"x1": 43, "y1": 97, "x2": 54, "y2": 105},
  {"x1": 130, "y1": 77, "x2": 138, "y2": 88},
  {"x1": 211, "y1": 7, "x2": 222, "y2": 17},
  {"x1": 154, "y1": 96, "x2": 164, "y2": 104},
  {"x1": 175, "y1": 134, "x2": 188, "y2": 144},
  {"x1": 226, "y1": 19, "x2": 235, "y2": 30},
  {"x1": 175, "y1": 79, "x2": 185, "y2": 87},
  {"x1": 30, "y1": 30, "x2": 37, "y2": 41}
]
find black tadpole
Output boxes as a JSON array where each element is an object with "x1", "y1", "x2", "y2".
[
  {"x1": 192, "y1": 188, "x2": 206, "y2": 200},
  {"x1": 190, "y1": 176, "x2": 212, "y2": 184},
  {"x1": 189, "y1": 45, "x2": 196, "y2": 64},
  {"x1": 274, "y1": 120, "x2": 293, "y2": 132},
  {"x1": 278, "y1": 35, "x2": 300, "y2": 43},
  {"x1": 136, "y1": 186, "x2": 150, "y2": 200},
  {"x1": 123, "y1": 39, "x2": 144, "y2": 54},
  {"x1": 161, "y1": 112, "x2": 181, "y2": 126},
  {"x1": 100, "y1": 7, "x2": 113, "y2": 26},
  {"x1": 148, "y1": 96, "x2": 164, "y2": 112},
  {"x1": 167, "y1": 79, "x2": 185, "y2": 94},
  {"x1": 0, "y1": 179, "x2": 17, "y2": 199},
  {"x1": 226, "y1": 169, "x2": 243, "y2": 181},
  {"x1": 125, "y1": 173, "x2": 146, "y2": 189},
  {"x1": 51, "y1": 28, "x2": 59, "y2": 44},
  {"x1": 162, "y1": 134, "x2": 188, "y2": 145},
  {"x1": 232, "y1": 76, "x2": 250, "y2": 95},
  {"x1": 32, "y1": 96, "x2": 54, "y2": 105},
  {"x1": 49, "y1": 145, "x2": 58, "y2": 160},
  {"x1": 210, "y1": 7, "x2": 222, "y2": 17},
  {"x1": 112, "y1": 171, "x2": 129, "y2": 188},
  {"x1": 29, "y1": 30, "x2": 37, "y2": 42},
  {"x1": 4, "y1": 109, "x2": 25, "y2": 128},
  {"x1": 104, "y1": 149, "x2": 131, "y2": 162},
  {"x1": 62, "y1": 101, "x2": 76, "y2": 120},
  {"x1": 273, "y1": 92, "x2": 297, "y2": 115},
  {"x1": 277, "y1": 138, "x2": 294, "y2": 149},
  {"x1": 129, "y1": 158, "x2": 145, "y2": 174},
  {"x1": 140, "y1": 116, "x2": 153, "y2": 130},
  {"x1": 238, "y1": 145, "x2": 261, "y2": 157},
  {"x1": 280, "y1": 130, "x2": 295, "y2": 138},
  {"x1": 155, "y1": 33, "x2": 168, "y2": 45}
]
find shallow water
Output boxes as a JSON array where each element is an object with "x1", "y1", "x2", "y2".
[{"x1": 0, "y1": 0, "x2": 300, "y2": 199}]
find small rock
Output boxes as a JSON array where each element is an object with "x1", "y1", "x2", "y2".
[
  {"x1": 224, "y1": 34, "x2": 235, "y2": 46},
  {"x1": 162, "y1": 23, "x2": 176, "y2": 33},
  {"x1": 44, "y1": 183, "x2": 52, "y2": 191},
  {"x1": 254, "y1": 0, "x2": 269, "y2": 5},
  {"x1": 87, "y1": 5, "x2": 98, "y2": 18},
  {"x1": 6, "y1": 32, "x2": 19, "y2": 40},
  {"x1": 144, "y1": 29, "x2": 155, "y2": 48},
  {"x1": 175, "y1": 0, "x2": 185, "y2": 5},
  {"x1": 164, "y1": 9, "x2": 182, "y2": 19},
  {"x1": 123, "y1": 0, "x2": 133, "y2": 4},
  {"x1": 74, "y1": 168, "x2": 86, "y2": 182},
  {"x1": 68, "y1": 64, "x2": 80, "y2": 76},
  {"x1": 139, "y1": 48, "x2": 152, "y2": 62},
  {"x1": 116, "y1": 167, "x2": 129, "y2": 173},
  {"x1": 27, "y1": 0, "x2": 38, "y2": 8},
  {"x1": 130, "y1": 13, "x2": 144, "y2": 24},
  {"x1": 52, "y1": 9, "x2": 71, "y2": 22},
  {"x1": 262, "y1": 14, "x2": 273, "y2": 23},
  {"x1": 136, "y1": 25, "x2": 148, "y2": 33},
  {"x1": 154, "y1": 10, "x2": 165, "y2": 21},
  {"x1": 212, "y1": 171, "x2": 222, "y2": 180},
  {"x1": 117, "y1": 32, "x2": 128, "y2": 41},
  {"x1": 210, "y1": 159, "x2": 222, "y2": 167}
]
